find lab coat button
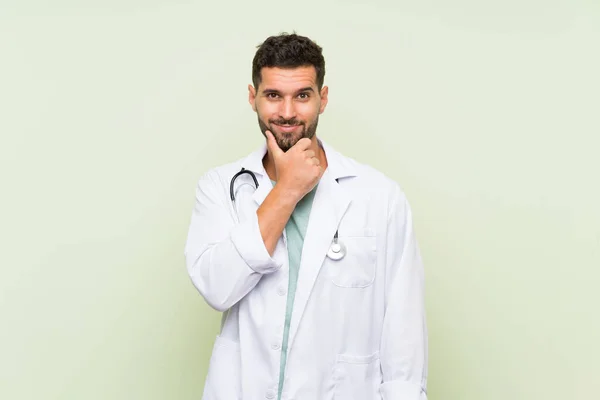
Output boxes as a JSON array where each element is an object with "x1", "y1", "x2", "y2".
[
  {"x1": 265, "y1": 389, "x2": 276, "y2": 399},
  {"x1": 277, "y1": 286, "x2": 286, "y2": 296},
  {"x1": 271, "y1": 343, "x2": 281, "y2": 350}
]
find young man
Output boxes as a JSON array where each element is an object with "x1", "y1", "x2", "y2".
[{"x1": 184, "y1": 33, "x2": 428, "y2": 400}]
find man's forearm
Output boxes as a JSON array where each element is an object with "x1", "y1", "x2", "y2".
[{"x1": 256, "y1": 184, "x2": 299, "y2": 255}]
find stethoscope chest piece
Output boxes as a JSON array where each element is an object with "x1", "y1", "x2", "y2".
[{"x1": 327, "y1": 231, "x2": 346, "y2": 261}]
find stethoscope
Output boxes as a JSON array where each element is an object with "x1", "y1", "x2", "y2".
[{"x1": 230, "y1": 168, "x2": 346, "y2": 261}]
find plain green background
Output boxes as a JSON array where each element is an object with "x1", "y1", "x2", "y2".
[{"x1": 1, "y1": 1, "x2": 599, "y2": 399}]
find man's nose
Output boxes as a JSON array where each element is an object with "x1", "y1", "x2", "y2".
[{"x1": 278, "y1": 98, "x2": 296, "y2": 120}]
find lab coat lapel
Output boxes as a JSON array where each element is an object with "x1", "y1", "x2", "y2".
[
  {"x1": 239, "y1": 143, "x2": 271, "y2": 207},
  {"x1": 251, "y1": 173, "x2": 272, "y2": 207},
  {"x1": 286, "y1": 167, "x2": 351, "y2": 350}
]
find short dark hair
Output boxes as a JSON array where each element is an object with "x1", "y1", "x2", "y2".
[{"x1": 252, "y1": 32, "x2": 326, "y2": 90}]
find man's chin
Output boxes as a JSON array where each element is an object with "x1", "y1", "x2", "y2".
[
  {"x1": 270, "y1": 131, "x2": 301, "y2": 149},
  {"x1": 276, "y1": 140, "x2": 295, "y2": 152}
]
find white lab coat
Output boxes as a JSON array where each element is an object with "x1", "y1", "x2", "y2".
[{"x1": 184, "y1": 139, "x2": 428, "y2": 400}]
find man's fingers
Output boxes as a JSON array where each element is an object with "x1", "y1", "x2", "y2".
[
  {"x1": 317, "y1": 165, "x2": 325, "y2": 177},
  {"x1": 294, "y1": 137, "x2": 312, "y2": 151},
  {"x1": 304, "y1": 150, "x2": 316, "y2": 159},
  {"x1": 304, "y1": 156, "x2": 320, "y2": 168},
  {"x1": 265, "y1": 130, "x2": 283, "y2": 157}
]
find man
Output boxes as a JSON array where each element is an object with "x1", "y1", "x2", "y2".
[{"x1": 184, "y1": 33, "x2": 428, "y2": 400}]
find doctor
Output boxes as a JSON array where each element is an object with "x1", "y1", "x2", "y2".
[{"x1": 184, "y1": 33, "x2": 428, "y2": 400}]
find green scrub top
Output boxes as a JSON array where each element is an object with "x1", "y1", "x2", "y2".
[{"x1": 271, "y1": 180, "x2": 318, "y2": 400}]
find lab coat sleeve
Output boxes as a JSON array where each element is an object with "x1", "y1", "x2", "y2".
[
  {"x1": 379, "y1": 184, "x2": 428, "y2": 400},
  {"x1": 184, "y1": 169, "x2": 283, "y2": 312}
]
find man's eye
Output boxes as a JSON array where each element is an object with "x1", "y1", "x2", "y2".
[
  {"x1": 267, "y1": 93, "x2": 279, "y2": 99},
  {"x1": 298, "y1": 93, "x2": 310, "y2": 99}
]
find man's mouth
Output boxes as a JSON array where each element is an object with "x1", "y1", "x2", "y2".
[{"x1": 273, "y1": 123, "x2": 301, "y2": 133}]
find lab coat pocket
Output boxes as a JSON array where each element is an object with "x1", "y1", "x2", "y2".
[
  {"x1": 202, "y1": 335, "x2": 242, "y2": 400},
  {"x1": 326, "y1": 236, "x2": 377, "y2": 288},
  {"x1": 333, "y1": 352, "x2": 382, "y2": 400}
]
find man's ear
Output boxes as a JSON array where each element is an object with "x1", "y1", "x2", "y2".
[
  {"x1": 319, "y1": 85, "x2": 329, "y2": 114},
  {"x1": 248, "y1": 84, "x2": 257, "y2": 112}
]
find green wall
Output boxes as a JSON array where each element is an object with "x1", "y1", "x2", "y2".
[{"x1": 1, "y1": 1, "x2": 598, "y2": 399}]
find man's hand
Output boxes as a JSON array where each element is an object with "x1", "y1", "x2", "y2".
[
  {"x1": 266, "y1": 130, "x2": 324, "y2": 202},
  {"x1": 256, "y1": 131, "x2": 324, "y2": 256}
]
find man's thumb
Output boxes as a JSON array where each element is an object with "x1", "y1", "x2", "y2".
[{"x1": 266, "y1": 130, "x2": 283, "y2": 156}]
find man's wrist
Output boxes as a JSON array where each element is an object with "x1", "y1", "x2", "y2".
[{"x1": 271, "y1": 183, "x2": 302, "y2": 208}]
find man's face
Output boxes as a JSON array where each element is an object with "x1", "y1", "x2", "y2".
[{"x1": 249, "y1": 66, "x2": 328, "y2": 152}]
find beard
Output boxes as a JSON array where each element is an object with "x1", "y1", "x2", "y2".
[{"x1": 257, "y1": 115, "x2": 319, "y2": 152}]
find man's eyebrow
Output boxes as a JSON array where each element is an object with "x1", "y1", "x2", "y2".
[{"x1": 261, "y1": 87, "x2": 315, "y2": 94}]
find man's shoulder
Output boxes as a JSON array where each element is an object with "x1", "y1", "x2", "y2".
[
  {"x1": 334, "y1": 148, "x2": 404, "y2": 197},
  {"x1": 335, "y1": 152, "x2": 412, "y2": 220}
]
